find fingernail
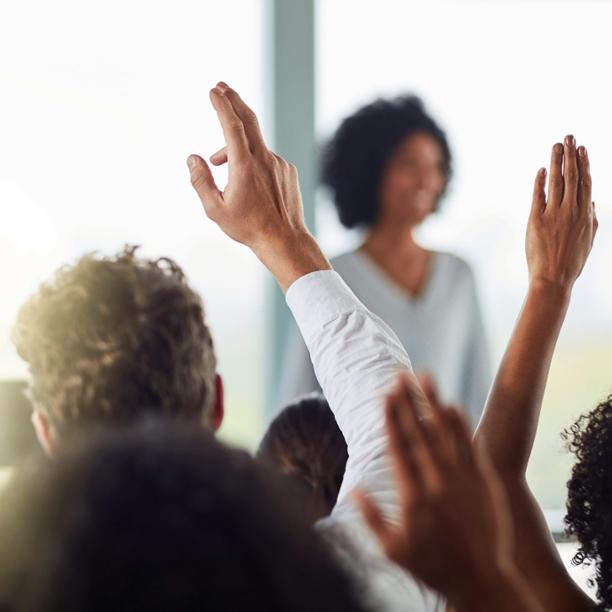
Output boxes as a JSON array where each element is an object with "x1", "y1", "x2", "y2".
[
  {"x1": 187, "y1": 155, "x2": 198, "y2": 169},
  {"x1": 554, "y1": 143, "x2": 563, "y2": 154},
  {"x1": 210, "y1": 87, "x2": 223, "y2": 97},
  {"x1": 540, "y1": 167, "x2": 547, "y2": 177},
  {"x1": 217, "y1": 81, "x2": 229, "y2": 90},
  {"x1": 579, "y1": 146, "x2": 588, "y2": 158},
  {"x1": 565, "y1": 134, "x2": 575, "y2": 147}
]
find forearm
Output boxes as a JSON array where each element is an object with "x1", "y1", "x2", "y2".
[
  {"x1": 450, "y1": 564, "x2": 543, "y2": 612},
  {"x1": 475, "y1": 280, "x2": 571, "y2": 476}
]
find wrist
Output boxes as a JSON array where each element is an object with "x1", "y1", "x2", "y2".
[
  {"x1": 528, "y1": 276, "x2": 573, "y2": 299},
  {"x1": 253, "y1": 228, "x2": 331, "y2": 292},
  {"x1": 527, "y1": 278, "x2": 573, "y2": 306}
]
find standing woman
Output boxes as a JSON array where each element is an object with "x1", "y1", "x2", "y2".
[{"x1": 278, "y1": 95, "x2": 491, "y2": 427}]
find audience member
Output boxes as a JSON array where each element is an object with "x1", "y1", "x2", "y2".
[
  {"x1": 257, "y1": 394, "x2": 347, "y2": 524},
  {"x1": 0, "y1": 423, "x2": 366, "y2": 612},
  {"x1": 11, "y1": 246, "x2": 224, "y2": 455},
  {"x1": 565, "y1": 397, "x2": 612, "y2": 610}
]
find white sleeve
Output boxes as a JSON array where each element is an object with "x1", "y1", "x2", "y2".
[{"x1": 286, "y1": 270, "x2": 415, "y2": 521}]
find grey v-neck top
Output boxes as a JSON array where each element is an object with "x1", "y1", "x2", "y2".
[{"x1": 278, "y1": 249, "x2": 491, "y2": 428}]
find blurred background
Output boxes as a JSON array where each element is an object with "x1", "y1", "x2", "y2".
[{"x1": 1, "y1": 0, "x2": 611, "y2": 592}]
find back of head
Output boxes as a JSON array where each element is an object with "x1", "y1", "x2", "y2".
[
  {"x1": 0, "y1": 423, "x2": 365, "y2": 612},
  {"x1": 258, "y1": 394, "x2": 348, "y2": 523},
  {"x1": 11, "y1": 246, "x2": 217, "y2": 437},
  {"x1": 564, "y1": 396, "x2": 612, "y2": 610}
]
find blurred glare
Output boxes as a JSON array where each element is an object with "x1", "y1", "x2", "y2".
[{"x1": 0, "y1": 0, "x2": 267, "y2": 448}]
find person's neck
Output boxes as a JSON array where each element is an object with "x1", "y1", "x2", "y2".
[{"x1": 362, "y1": 222, "x2": 423, "y2": 263}]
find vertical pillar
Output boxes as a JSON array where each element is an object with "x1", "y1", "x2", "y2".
[{"x1": 264, "y1": 0, "x2": 316, "y2": 416}]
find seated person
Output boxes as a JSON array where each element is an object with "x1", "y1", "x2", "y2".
[
  {"x1": 0, "y1": 423, "x2": 366, "y2": 612},
  {"x1": 257, "y1": 394, "x2": 347, "y2": 524},
  {"x1": 12, "y1": 246, "x2": 224, "y2": 456}
]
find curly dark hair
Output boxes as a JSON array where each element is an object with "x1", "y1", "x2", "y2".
[
  {"x1": 0, "y1": 423, "x2": 366, "y2": 612},
  {"x1": 321, "y1": 95, "x2": 452, "y2": 229},
  {"x1": 11, "y1": 246, "x2": 216, "y2": 436},
  {"x1": 257, "y1": 394, "x2": 348, "y2": 523},
  {"x1": 564, "y1": 395, "x2": 612, "y2": 610}
]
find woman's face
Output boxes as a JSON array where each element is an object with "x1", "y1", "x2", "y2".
[{"x1": 377, "y1": 131, "x2": 447, "y2": 228}]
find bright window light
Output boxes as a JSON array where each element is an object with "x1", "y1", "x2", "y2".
[{"x1": 0, "y1": 0, "x2": 267, "y2": 448}]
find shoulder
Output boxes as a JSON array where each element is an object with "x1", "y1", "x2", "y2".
[
  {"x1": 430, "y1": 251, "x2": 481, "y2": 308},
  {"x1": 329, "y1": 250, "x2": 368, "y2": 278},
  {"x1": 434, "y1": 251, "x2": 475, "y2": 282}
]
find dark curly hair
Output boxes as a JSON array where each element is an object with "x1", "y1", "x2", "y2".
[
  {"x1": 257, "y1": 394, "x2": 348, "y2": 523},
  {"x1": 11, "y1": 246, "x2": 216, "y2": 436},
  {"x1": 564, "y1": 395, "x2": 612, "y2": 610},
  {"x1": 321, "y1": 95, "x2": 452, "y2": 229},
  {"x1": 0, "y1": 423, "x2": 366, "y2": 612}
]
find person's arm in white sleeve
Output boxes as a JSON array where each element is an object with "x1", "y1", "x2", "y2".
[
  {"x1": 187, "y1": 82, "x2": 420, "y2": 522},
  {"x1": 286, "y1": 270, "x2": 418, "y2": 517}
]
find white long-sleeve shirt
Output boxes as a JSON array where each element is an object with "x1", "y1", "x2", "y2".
[{"x1": 286, "y1": 270, "x2": 445, "y2": 612}]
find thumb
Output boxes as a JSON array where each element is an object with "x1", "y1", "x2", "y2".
[{"x1": 187, "y1": 155, "x2": 223, "y2": 214}]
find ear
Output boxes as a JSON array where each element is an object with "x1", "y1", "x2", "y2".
[
  {"x1": 31, "y1": 410, "x2": 56, "y2": 457},
  {"x1": 210, "y1": 374, "x2": 224, "y2": 432}
]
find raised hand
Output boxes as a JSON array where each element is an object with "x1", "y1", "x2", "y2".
[
  {"x1": 526, "y1": 135, "x2": 597, "y2": 290},
  {"x1": 187, "y1": 82, "x2": 330, "y2": 291},
  {"x1": 474, "y1": 136, "x2": 599, "y2": 612},
  {"x1": 355, "y1": 376, "x2": 541, "y2": 612}
]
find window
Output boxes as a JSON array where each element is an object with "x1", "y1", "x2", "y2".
[{"x1": 0, "y1": 0, "x2": 267, "y2": 449}]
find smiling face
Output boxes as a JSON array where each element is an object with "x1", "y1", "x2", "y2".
[{"x1": 376, "y1": 131, "x2": 448, "y2": 228}]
